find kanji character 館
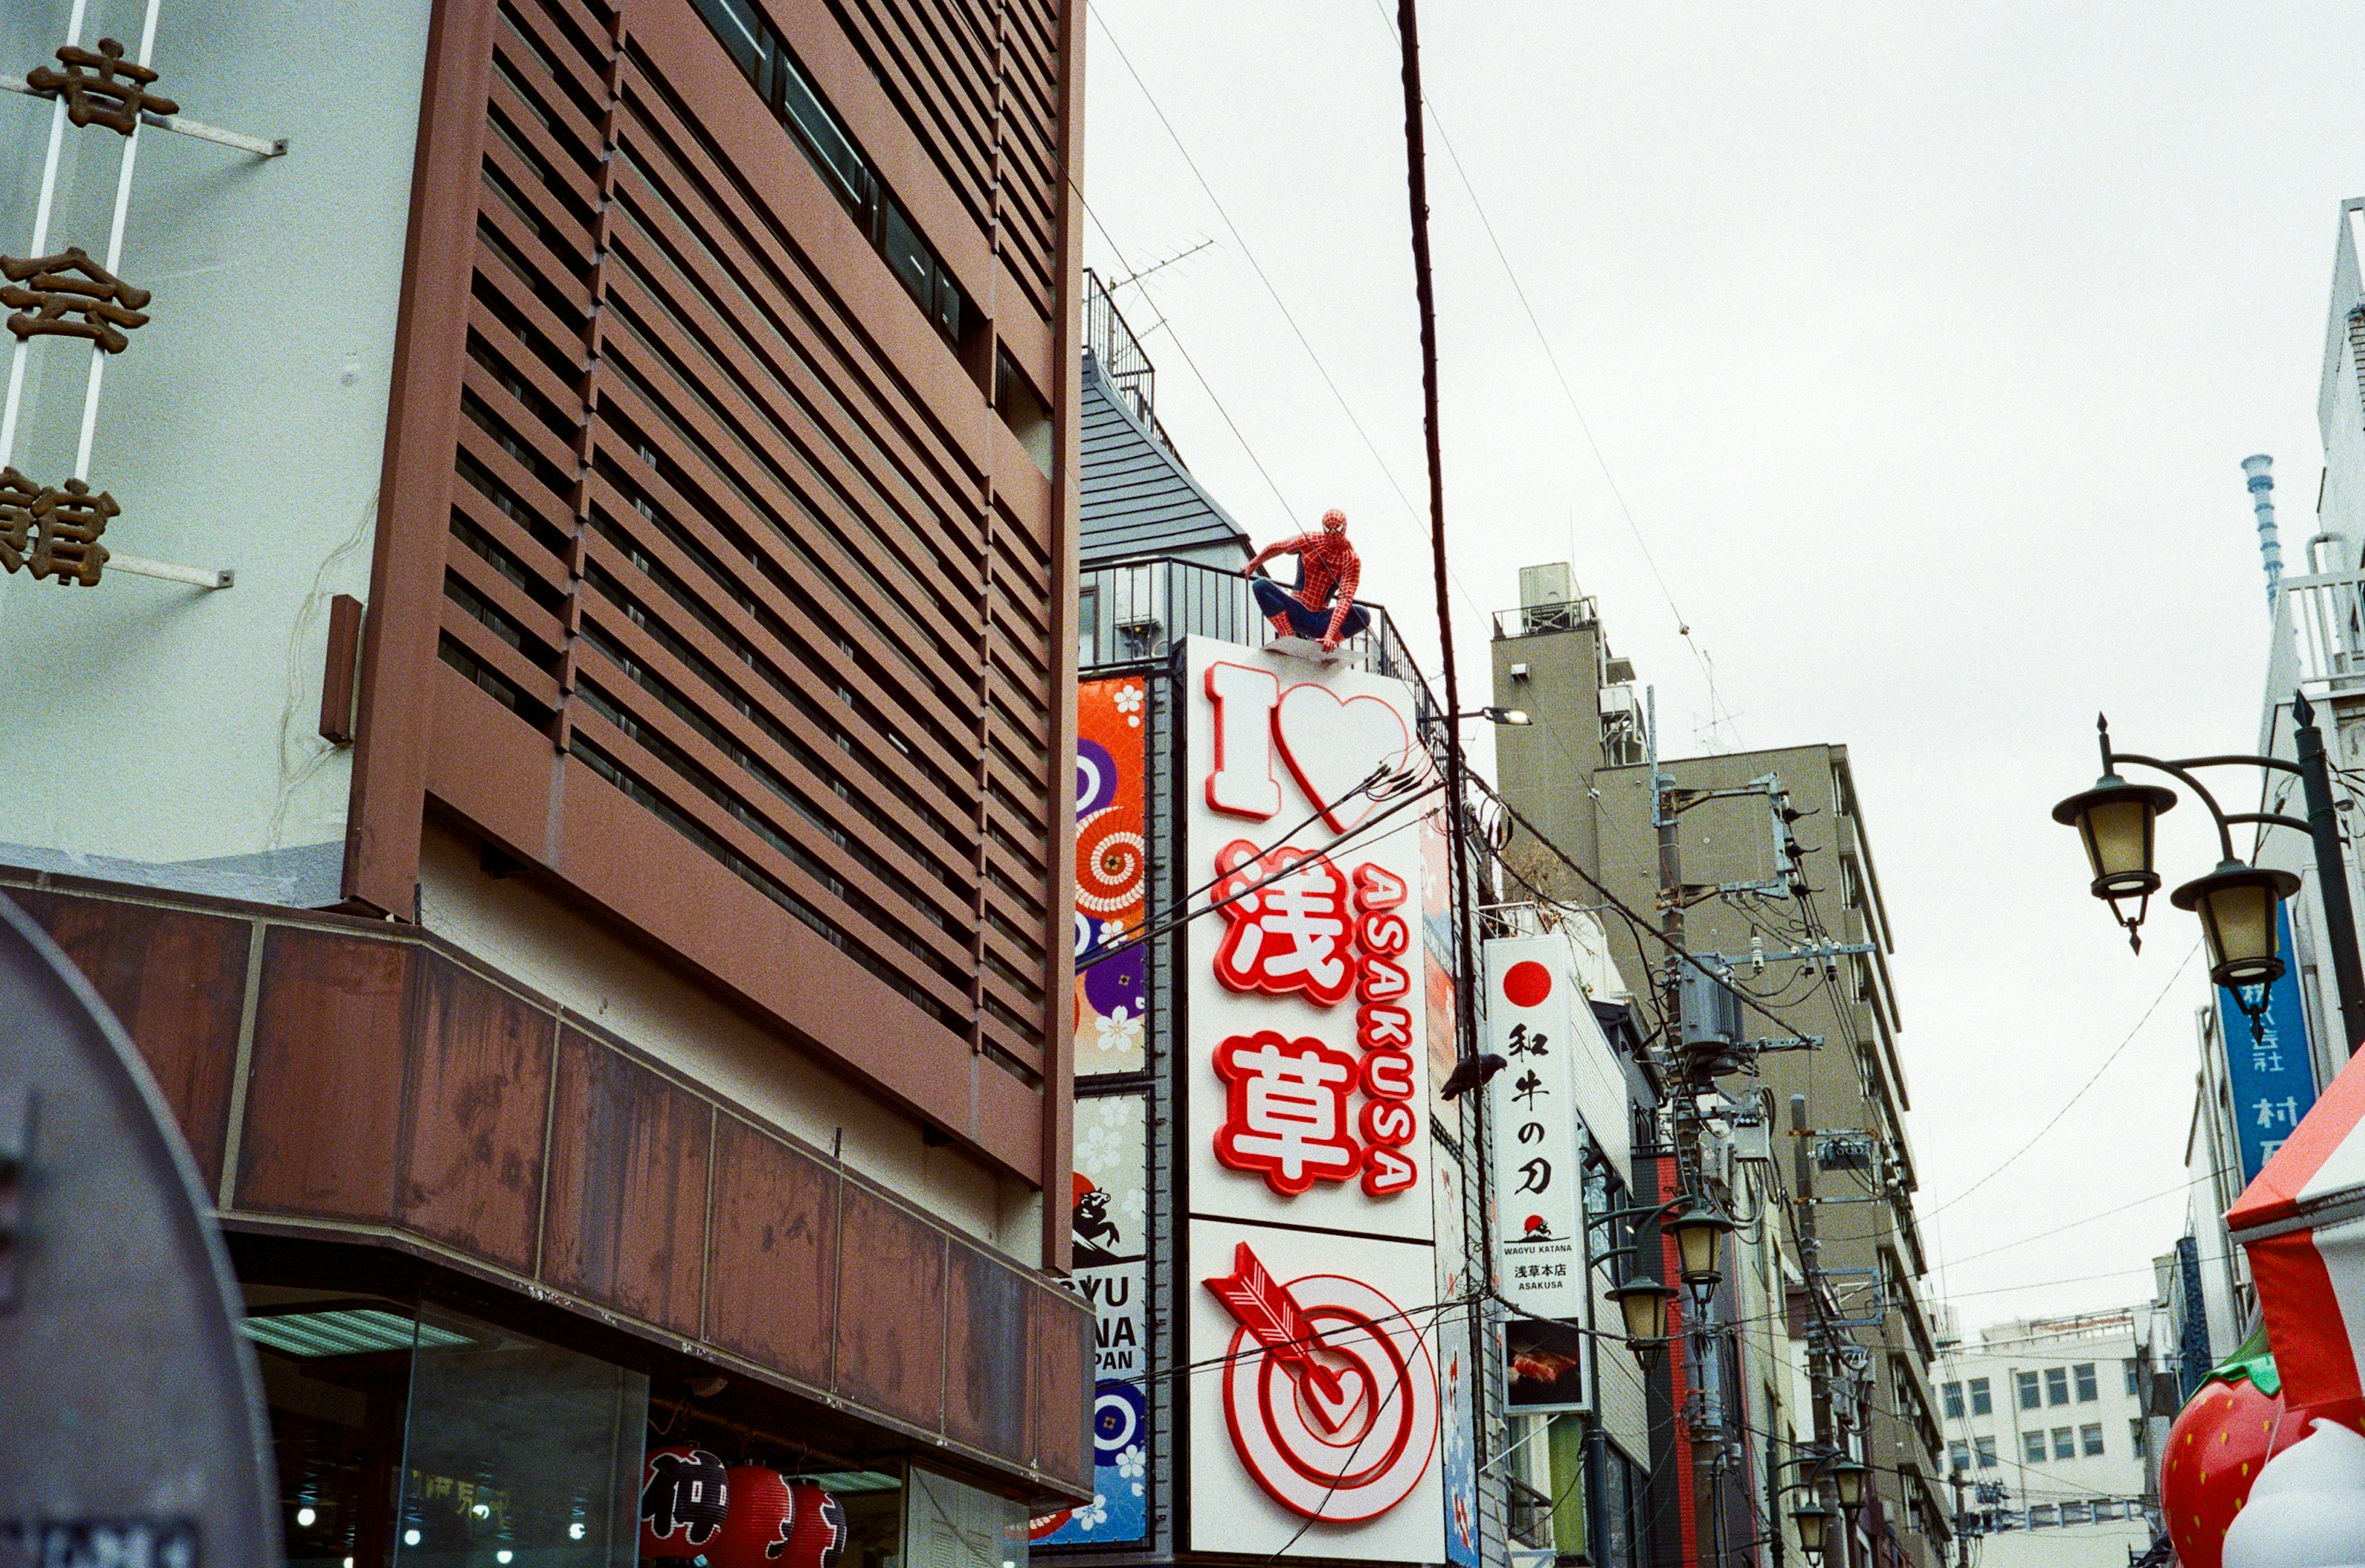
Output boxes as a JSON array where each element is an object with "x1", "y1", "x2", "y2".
[{"x1": 0, "y1": 467, "x2": 115, "y2": 586}]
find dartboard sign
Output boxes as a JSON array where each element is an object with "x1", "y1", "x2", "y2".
[{"x1": 1182, "y1": 637, "x2": 1445, "y2": 1564}]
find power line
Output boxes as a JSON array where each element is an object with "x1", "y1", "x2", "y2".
[
  {"x1": 1363, "y1": 0, "x2": 1738, "y2": 746},
  {"x1": 1919, "y1": 942, "x2": 2204, "y2": 1222},
  {"x1": 1068, "y1": 187, "x2": 1300, "y2": 523},
  {"x1": 1087, "y1": 6, "x2": 1426, "y2": 531}
]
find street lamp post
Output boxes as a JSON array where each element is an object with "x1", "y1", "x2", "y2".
[{"x1": 2053, "y1": 693, "x2": 2365, "y2": 1055}]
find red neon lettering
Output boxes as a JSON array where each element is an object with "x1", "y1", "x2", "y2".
[
  {"x1": 1352, "y1": 862, "x2": 1408, "y2": 912},
  {"x1": 1205, "y1": 663, "x2": 1282, "y2": 820},
  {"x1": 1361, "y1": 1143, "x2": 1419, "y2": 1197},
  {"x1": 1357, "y1": 911, "x2": 1409, "y2": 958},
  {"x1": 1359, "y1": 1098, "x2": 1418, "y2": 1148},
  {"x1": 1357, "y1": 953, "x2": 1410, "y2": 1004},
  {"x1": 1359, "y1": 1049, "x2": 1417, "y2": 1102},
  {"x1": 1357, "y1": 1004, "x2": 1413, "y2": 1053}
]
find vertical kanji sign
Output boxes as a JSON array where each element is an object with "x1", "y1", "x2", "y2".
[
  {"x1": 1485, "y1": 934, "x2": 1591, "y2": 1413},
  {"x1": 1183, "y1": 637, "x2": 1444, "y2": 1564}
]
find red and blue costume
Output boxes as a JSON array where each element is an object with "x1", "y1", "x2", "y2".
[{"x1": 1247, "y1": 510, "x2": 1369, "y2": 648}]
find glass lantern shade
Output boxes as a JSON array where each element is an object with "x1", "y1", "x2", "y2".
[
  {"x1": 1827, "y1": 1457, "x2": 1868, "y2": 1509},
  {"x1": 1792, "y1": 1503, "x2": 1836, "y2": 1559},
  {"x1": 1669, "y1": 1205, "x2": 1733, "y2": 1286},
  {"x1": 2172, "y1": 862, "x2": 2302, "y2": 990},
  {"x1": 2050, "y1": 776, "x2": 2175, "y2": 900},
  {"x1": 1605, "y1": 1275, "x2": 1676, "y2": 1347}
]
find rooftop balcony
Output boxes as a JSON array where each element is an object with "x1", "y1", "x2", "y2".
[{"x1": 1078, "y1": 554, "x2": 1440, "y2": 721}]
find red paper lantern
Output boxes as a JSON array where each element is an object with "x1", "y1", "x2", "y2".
[
  {"x1": 640, "y1": 1446, "x2": 731, "y2": 1559},
  {"x1": 780, "y1": 1483, "x2": 849, "y2": 1568},
  {"x1": 710, "y1": 1466, "x2": 796, "y2": 1568}
]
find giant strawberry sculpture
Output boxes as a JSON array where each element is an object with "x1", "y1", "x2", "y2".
[{"x1": 2163, "y1": 1328, "x2": 2311, "y2": 1568}]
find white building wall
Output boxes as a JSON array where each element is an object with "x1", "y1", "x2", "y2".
[
  {"x1": 1933, "y1": 1314, "x2": 2157, "y2": 1567},
  {"x1": 0, "y1": 0, "x2": 431, "y2": 882}
]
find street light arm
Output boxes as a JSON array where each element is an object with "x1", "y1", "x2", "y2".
[
  {"x1": 2224, "y1": 812, "x2": 2317, "y2": 835},
  {"x1": 2102, "y1": 750, "x2": 2240, "y2": 863}
]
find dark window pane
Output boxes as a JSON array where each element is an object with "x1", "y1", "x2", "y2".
[
  {"x1": 690, "y1": 0, "x2": 763, "y2": 81},
  {"x1": 881, "y1": 201, "x2": 934, "y2": 311},
  {"x1": 775, "y1": 52, "x2": 868, "y2": 211},
  {"x1": 934, "y1": 263, "x2": 963, "y2": 342}
]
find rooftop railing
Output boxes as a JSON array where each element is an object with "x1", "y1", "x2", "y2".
[
  {"x1": 1078, "y1": 554, "x2": 1439, "y2": 725},
  {"x1": 1492, "y1": 597, "x2": 1599, "y2": 640}
]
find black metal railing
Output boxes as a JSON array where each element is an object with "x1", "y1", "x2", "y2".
[
  {"x1": 1078, "y1": 554, "x2": 1440, "y2": 727},
  {"x1": 1492, "y1": 599, "x2": 1598, "y2": 639},
  {"x1": 1083, "y1": 269, "x2": 1169, "y2": 446}
]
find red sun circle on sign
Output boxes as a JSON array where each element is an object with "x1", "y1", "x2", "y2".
[{"x1": 1502, "y1": 961, "x2": 1551, "y2": 1009}]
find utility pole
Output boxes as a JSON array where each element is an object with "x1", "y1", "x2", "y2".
[
  {"x1": 1654, "y1": 689, "x2": 1721, "y2": 1568},
  {"x1": 2292, "y1": 692, "x2": 2365, "y2": 1054},
  {"x1": 1949, "y1": 1473, "x2": 1972, "y2": 1568},
  {"x1": 1788, "y1": 1093, "x2": 1845, "y2": 1568}
]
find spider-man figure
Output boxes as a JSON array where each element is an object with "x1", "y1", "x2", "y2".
[{"x1": 1246, "y1": 508, "x2": 1370, "y2": 652}]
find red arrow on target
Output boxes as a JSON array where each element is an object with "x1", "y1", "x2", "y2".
[{"x1": 1204, "y1": 1241, "x2": 1354, "y2": 1430}]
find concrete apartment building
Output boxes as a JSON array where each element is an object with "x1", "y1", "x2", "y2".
[
  {"x1": 1489, "y1": 569, "x2": 1949, "y2": 1568},
  {"x1": 1933, "y1": 1309, "x2": 2160, "y2": 1567},
  {"x1": 0, "y1": 0, "x2": 1088, "y2": 1559}
]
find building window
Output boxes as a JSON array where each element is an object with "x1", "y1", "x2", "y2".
[
  {"x1": 1949, "y1": 1442, "x2": 1970, "y2": 1473},
  {"x1": 2125, "y1": 1359, "x2": 2143, "y2": 1397},
  {"x1": 2081, "y1": 1423, "x2": 2105, "y2": 1457},
  {"x1": 2018, "y1": 1371, "x2": 2042, "y2": 1410},
  {"x1": 2131, "y1": 1418, "x2": 2148, "y2": 1457},
  {"x1": 1970, "y1": 1376, "x2": 1992, "y2": 1415},
  {"x1": 2023, "y1": 1431, "x2": 2047, "y2": 1464},
  {"x1": 2052, "y1": 1427, "x2": 2076, "y2": 1461},
  {"x1": 1975, "y1": 1436, "x2": 1998, "y2": 1469},
  {"x1": 1943, "y1": 1381, "x2": 1965, "y2": 1418},
  {"x1": 685, "y1": 0, "x2": 978, "y2": 352},
  {"x1": 2045, "y1": 1367, "x2": 2070, "y2": 1406},
  {"x1": 2074, "y1": 1363, "x2": 2099, "y2": 1402}
]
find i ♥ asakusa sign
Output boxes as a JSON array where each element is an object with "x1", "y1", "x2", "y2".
[{"x1": 1184, "y1": 637, "x2": 1445, "y2": 1564}]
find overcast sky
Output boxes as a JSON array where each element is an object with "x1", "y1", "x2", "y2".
[{"x1": 1076, "y1": 1, "x2": 2365, "y2": 1328}]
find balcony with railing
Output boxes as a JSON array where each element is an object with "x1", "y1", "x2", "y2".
[
  {"x1": 2265, "y1": 542, "x2": 2365, "y2": 719},
  {"x1": 1078, "y1": 554, "x2": 1441, "y2": 722}
]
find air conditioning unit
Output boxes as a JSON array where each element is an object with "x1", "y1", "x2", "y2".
[{"x1": 1604, "y1": 656, "x2": 1636, "y2": 685}]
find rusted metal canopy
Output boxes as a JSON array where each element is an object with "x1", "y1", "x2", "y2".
[{"x1": 0, "y1": 891, "x2": 277, "y2": 1564}]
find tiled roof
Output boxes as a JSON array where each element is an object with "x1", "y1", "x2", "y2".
[{"x1": 1079, "y1": 350, "x2": 1250, "y2": 568}]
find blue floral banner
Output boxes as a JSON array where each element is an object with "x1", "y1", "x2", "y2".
[{"x1": 1033, "y1": 1094, "x2": 1149, "y2": 1546}]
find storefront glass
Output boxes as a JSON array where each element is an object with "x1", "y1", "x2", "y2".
[
  {"x1": 245, "y1": 1286, "x2": 427, "y2": 1568},
  {"x1": 394, "y1": 1302, "x2": 647, "y2": 1566},
  {"x1": 242, "y1": 1286, "x2": 646, "y2": 1568}
]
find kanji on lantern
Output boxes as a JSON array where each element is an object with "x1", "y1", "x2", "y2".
[
  {"x1": 1210, "y1": 839, "x2": 1353, "y2": 1006},
  {"x1": 2, "y1": 248, "x2": 152, "y2": 352},
  {"x1": 0, "y1": 467, "x2": 114, "y2": 586},
  {"x1": 1211, "y1": 1030, "x2": 1360, "y2": 1195},
  {"x1": 25, "y1": 37, "x2": 179, "y2": 134},
  {"x1": 641, "y1": 1446, "x2": 732, "y2": 1558}
]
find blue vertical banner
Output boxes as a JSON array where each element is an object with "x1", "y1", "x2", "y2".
[{"x1": 2215, "y1": 905, "x2": 2319, "y2": 1183}]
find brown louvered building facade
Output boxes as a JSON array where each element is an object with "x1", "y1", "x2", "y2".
[
  {"x1": 0, "y1": 0, "x2": 1086, "y2": 1552},
  {"x1": 350, "y1": 0, "x2": 1084, "y2": 1236}
]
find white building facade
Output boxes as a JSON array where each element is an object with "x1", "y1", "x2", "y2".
[{"x1": 1934, "y1": 1311, "x2": 2159, "y2": 1567}]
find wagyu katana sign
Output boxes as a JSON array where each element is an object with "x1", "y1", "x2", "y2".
[{"x1": 1184, "y1": 638, "x2": 1444, "y2": 1563}]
